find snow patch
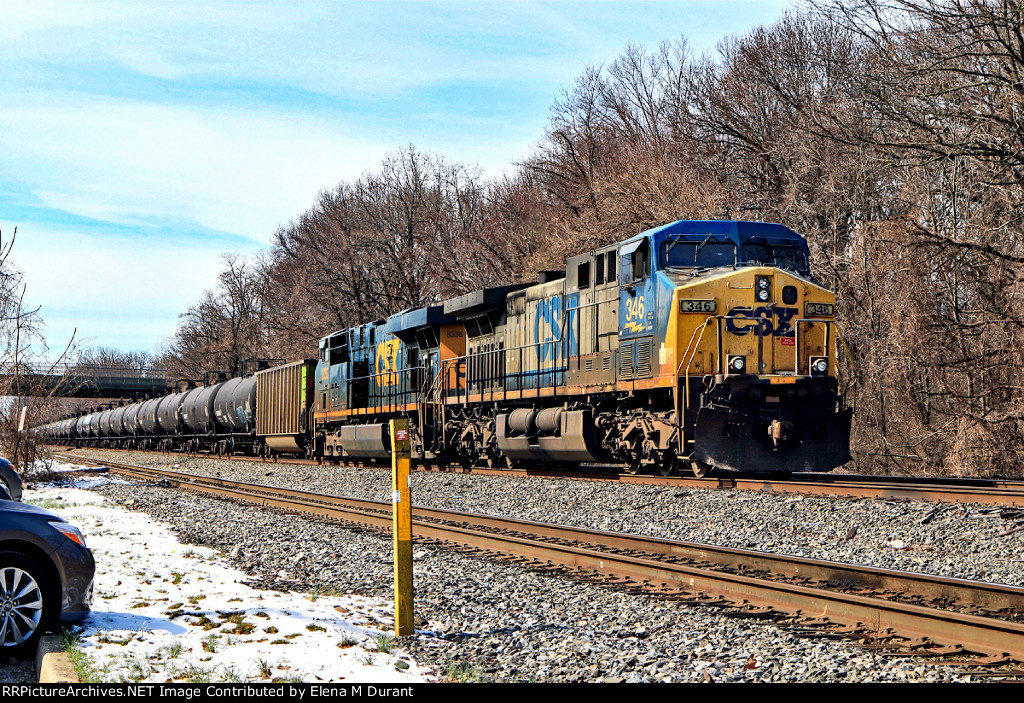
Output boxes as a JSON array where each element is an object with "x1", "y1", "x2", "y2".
[{"x1": 25, "y1": 470, "x2": 434, "y2": 683}]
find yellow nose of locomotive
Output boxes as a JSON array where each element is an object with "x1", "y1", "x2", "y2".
[
  {"x1": 670, "y1": 266, "x2": 850, "y2": 473},
  {"x1": 672, "y1": 267, "x2": 837, "y2": 381}
]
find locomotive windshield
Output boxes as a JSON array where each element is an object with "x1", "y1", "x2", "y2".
[
  {"x1": 662, "y1": 236, "x2": 736, "y2": 269},
  {"x1": 739, "y1": 239, "x2": 809, "y2": 276},
  {"x1": 660, "y1": 233, "x2": 811, "y2": 278}
]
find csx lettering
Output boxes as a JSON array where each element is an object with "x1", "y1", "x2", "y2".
[
  {"x1": 725, "y1": 306, "x2": 798, "y2": 337},
  {"x1": 375, "y1": 339, "x2": 402, "y2": 387},
  {"x1": 534, "y1": 297, "x2": 561, "y2": 363}
]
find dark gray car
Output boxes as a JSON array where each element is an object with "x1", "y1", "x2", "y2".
[{"x1": 0, "y1": 497, "x2": 94, "y2": 653}]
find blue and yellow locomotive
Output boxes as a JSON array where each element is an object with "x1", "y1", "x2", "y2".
[
  {"x1": 38, "y1": 220, "x2": 852, "y2": 476},
  {"x1": 311, "y1": 220, "x2": 852, "y2": 476}
]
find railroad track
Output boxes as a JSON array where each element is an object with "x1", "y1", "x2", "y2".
[
  {"x1": 58, "y1": 445, "x2": 1024, "y2": 508},
  {"x1": 57, "y1": 453, "x2": 1024, "y2": 670}
]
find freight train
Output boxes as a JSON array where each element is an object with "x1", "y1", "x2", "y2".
[{"x1": 35, "y1": 220, "x2": 852, "y2": 477}]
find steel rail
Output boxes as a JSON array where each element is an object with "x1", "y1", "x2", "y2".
[
  {"x1": 76, "y1": 455, "x2": 1024, "y2": 660},
  {"x1": 427, "y1": 467, "x2": 1024, "y2": 507},
  {"x1": 59, "y1": 446, "x2": 1024, "y2": 507},
  {"x1": 100, "y1": 460, "x2": 1024, "y2": 612}
]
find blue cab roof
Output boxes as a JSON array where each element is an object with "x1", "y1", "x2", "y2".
[{"x1": 626, "y1": 220, "x2": 808, "y2": 247}]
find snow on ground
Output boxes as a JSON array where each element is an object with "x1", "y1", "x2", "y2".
[{"x1": 24, "y1": 468, "x2": 434, "y2": 684}]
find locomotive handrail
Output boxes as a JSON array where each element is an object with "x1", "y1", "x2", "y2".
[
  {"x1": 678, "y1": 314, "x2": 842, "y2": 380},
  {"x1": 793, "y1": 319, "x2": 828, "y2": 376},
  {"x1": 676, "y1": 316, "x2": 717, "y2": 431},
  {"x1": 436, "y1": 296, "x2": 602, "y2": 457},
  {"x1": 344, "y1": 364, "x2": 430, "y2": 413},
  {"x1": 833, "y1": 322, "x2": 857, "y2": 408},
  {"x1": 439, "y1": 297, "x2": 606, "y2": 404},
  {"x1": 792, "y1": 319, "x2": 854, "y2": 407},
  {"x1": 678, "y1": 316, "x2": 716, "y2": 378},
  {"x1": 791, "y1": 319, "x2": 856, "y2": 410},
  {"x1": 673, "y1": 316, "x2": 717, "y2": 454}
]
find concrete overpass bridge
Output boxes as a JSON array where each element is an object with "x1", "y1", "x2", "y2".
[{"x1": 3, "y1": 363, "x2": 171, "y2": 399}]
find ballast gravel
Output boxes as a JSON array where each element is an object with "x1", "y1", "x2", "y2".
[
  {"x1": 0, "y1": 658, "x2": 35, "y2": 684},
  {"x1": 57, "y1": 449, "x2": 1024, "y2": 682}
]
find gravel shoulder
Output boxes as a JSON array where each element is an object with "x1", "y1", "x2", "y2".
[
  {"x1": 0, "y1": 657, "x2": 36, "y2": 684},
  {"x1": 46, "y1": 448, "x2": 1024, "y2": 682}
]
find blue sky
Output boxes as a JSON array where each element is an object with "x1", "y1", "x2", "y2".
[{"x1": 1, "y1": 0, "x2": 791, "y2": 356}]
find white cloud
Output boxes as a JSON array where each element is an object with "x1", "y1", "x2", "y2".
[
  {"x1": 0, "y1": 94, "x2": 393, "y2": 238},
  {"x1": 1, "y1": 1, "x2": 557, "y2": 94},
  {"x1": 7, "y1": 224, "x2": 233, "y2": 352},
  {"x1": 1, "y1": 1, "x2": 790, "y2": 98}
]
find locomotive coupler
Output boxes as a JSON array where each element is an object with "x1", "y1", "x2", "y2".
[{"x1": 768, "y1": 419, "x2": 795, "y2": 449}]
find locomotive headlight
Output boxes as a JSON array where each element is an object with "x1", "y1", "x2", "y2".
[
  {"x1": 755, "y1": 276, "x2": 771, "y2": 302},
  {"x1": 810, "y1": 356, "x2": 828, "y2": 376},
  {"x1": 727, "y1": 355, "x2": 747, "y2": 375}
]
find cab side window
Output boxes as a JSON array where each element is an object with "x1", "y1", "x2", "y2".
[{"x1": 621, "y1": 240, "x2": 649, "y2": 286}]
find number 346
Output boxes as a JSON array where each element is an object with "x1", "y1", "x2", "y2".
[{"x1": 626, "y1": 296, "x2": 645, "y2": 320}]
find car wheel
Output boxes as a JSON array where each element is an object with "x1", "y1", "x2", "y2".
[{"x1": 0, "y1": 551, "x2": 57, "y2": 654}]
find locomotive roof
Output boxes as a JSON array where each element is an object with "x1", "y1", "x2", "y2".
[
  {"x1": 623, "y1": 220, "x2": 808, "y2": 247},
  {"x1": 385, "y1": 305, "x2": 458, "y2": 336}
]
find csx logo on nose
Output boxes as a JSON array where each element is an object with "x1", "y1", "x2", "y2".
[{"x1": 725, "y1": 306, "x2": 797, "y2": 337}]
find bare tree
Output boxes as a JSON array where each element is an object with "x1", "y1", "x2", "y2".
[
  {"x1": 265, "y1": 147, "x2": 545, "y2": 352},
  {"x1": 161, "y1": 254, "x2": 270, "y2": 379},
  {"x1": 74, "y1": 347, "x2": 160, "y2": 372},
  {"x1": 0, "y1": 228, "x2": 78, "y2": 470}
]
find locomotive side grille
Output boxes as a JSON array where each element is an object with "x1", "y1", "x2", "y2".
[
  {"x1": 619, "y1": 340, "x2": 635, "y2": 380},
  {"x1": 637, "y1": 339, "x2": 653, "y2": 377},
  {"x1": 618, "y1": 338, "x2": 653, "y2": 380}
]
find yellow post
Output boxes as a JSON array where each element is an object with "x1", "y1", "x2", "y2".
[{"x1": 390, "y1": 418, "x2": 414, "y2": 636}]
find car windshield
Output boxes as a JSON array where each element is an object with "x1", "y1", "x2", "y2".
[
  {"x1": 662, "y1": 237, "x2": 736, "y2": 269},
  {"x1": 740, "y1": 241, "x2": 808, "y2": 274}
]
